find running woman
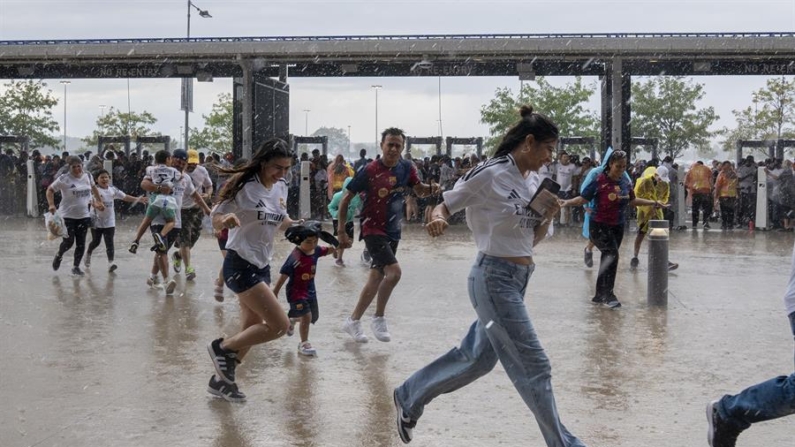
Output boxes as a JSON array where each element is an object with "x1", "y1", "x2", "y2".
[
  {"x1": 206, "y1": 139, "x2": 298, "y2": 402},
  {"x1": 47, "y1": 156, "x2": 105, "y2": 276},
  {"x1": 85, "y1": 169, "x2": 147, "y2": 273}
]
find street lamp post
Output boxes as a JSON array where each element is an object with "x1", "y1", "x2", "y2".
[
  {"x1": 348, "y1": 125, "x2": 352, "y2": 155},
  {"x1": 303, "y1": 109, "x2": 311, "y2": 135},
  {"x1": 371, "y1": 85, "x2": 382, "y2": 149},
  {"x1": 60, "y1": 80, "x2": 71, "y2": 151},
  {"x1": 184, "y1": 0, "x2": 212, "y2": 149}
]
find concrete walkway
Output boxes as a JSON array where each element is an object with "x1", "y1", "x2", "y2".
[{"x1": 1, "y1": 217, "x2": 792, "y2": 447}]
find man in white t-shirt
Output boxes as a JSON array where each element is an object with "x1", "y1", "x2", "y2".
[
  {"x1": 141, "y1": 149, "x2": 211, "y2": 295},
  {"x1": 554, "y1": 152, "x2": 579, "y2": 226},
  {"x1": 173, "y1": 149, "x2": 214, "y2": 281}
]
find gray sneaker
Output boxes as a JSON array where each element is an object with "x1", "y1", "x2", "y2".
[
  {"x1": 394, "y1": 389, "x2": 417, "y2": 444},
  {"x1": 207, "y1": 375, "x2": 246, "y2": 403}
]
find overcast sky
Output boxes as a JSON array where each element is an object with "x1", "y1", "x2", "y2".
[{"x1": 1, "y1": 0, "x2": 794, "y2": 152}]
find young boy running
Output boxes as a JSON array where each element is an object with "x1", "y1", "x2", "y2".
[
  {"x1": 272, "y1": 222, "x2": 338, "y2": 357},
  {"x1": 129, "y1": 149, "x2": 181, "y2": 253}
]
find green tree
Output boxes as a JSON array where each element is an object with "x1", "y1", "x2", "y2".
[
  {"x1": 189, "y1": 92, "x2": 233, "y2": 152},
  {"x1": 312, "y1": 126, "x2": 351, "y2": 156},
  {"x1": 82, "y1": 107, "x2": 158, "y2": 146},
  {"x1": 0, "y1": 80, "x2": 60, "y2": 149},
  {"x1": 631, "y1": 77, "x2": 719, "y2": 160},
  {"x1": 480, "y1": 77, "x2": 600, "y2": 155},
  {"x1": 720, "y1": 77, "x2": 795, "y2": 154}
]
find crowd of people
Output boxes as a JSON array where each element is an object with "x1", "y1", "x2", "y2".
[{"x1": 7, "y1": 109, "x2": 793, "y2": 445}]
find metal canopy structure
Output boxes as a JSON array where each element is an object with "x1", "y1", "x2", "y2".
[
  {"x1": 735, "y1": 140, "x2": 777, "y2": 165},
  {"x1": 0, "y1": 135, "x2": 30, "y2": 152},
  {"x1": 406, "y1": 136, "x2": 443, "y2": 156},
  {"x1": 1, "y1": 33, "x2": 794, "y2": 79},
  {"x1": 97, "y1": 136, "x2": 131, "y2": 156},
  {"x1": 291, "y1": 136, "x2": 328, "y2": 156},
  {"x1": 135, "y1": 136, "x2": 170, "y2": 157},
  {"x1": 446, "y1": 137, "x2": 484, "y2": 157},
  {"x1": 2, "y1": 32, "x2": 793, "y2": 159},
  {"x1": 630, "y1": 137, "x2": 659, "y2": 161},
  {"x1": 558, "y1": 137, "x2": 596, "y2": 160}
]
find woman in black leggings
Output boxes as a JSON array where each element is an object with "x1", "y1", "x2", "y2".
[
  {"x1": 85, "y1": 170, "x2": 146, "y2": 272},
  {"x1": 46, "y1": 156, "x2": 104, "y2": 276}
]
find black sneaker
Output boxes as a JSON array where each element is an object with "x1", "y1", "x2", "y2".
[
  {"x1": 591, "y1": 295, "x2": 605, "y2": 305},
  {"x1": 52, "y1": 254, "x2": 63, "y2": 271},
  {"x1": 630, "y1": 257, "x2": 639, "y2": 271},
  {"x1": 152, "y1": 233, "x2": 167, "y2": 252},
  {"x1": 207, "y1": 375, "x2": 246, "y2": 403},
  {"x1": 707, "y1": 400, "x2": 743, "y2": 447},
  {"x1": 172, "y1": 251, "x2": 182, "y2": 273},
  {"x1": 704, "y1": 223, "x2": 711, "y2": 230},
  {"x1": 128, "y1": 241, "x2": 139, "y2": 254},
  {"x1": 583, "y1": 248, "x2": 593, "y2": 268},
  {"x1": 603, "y1": 296, "x2": 622, "y2": 309},
  {"x1": 207, "y1": 338, "x2": 238, "y2": 384},
  {"x1": 668, "y1": 262, "x2": 679, "y2": 271},
  {"x1": 394, "y1": 389, "x2": 417, "y2": 444},
  {"x1": 109, "y1": 264, "x2": 118, "y2": 273},
  {"x1": 71, "y1": 267, "x2": 85, "y2": 276}
]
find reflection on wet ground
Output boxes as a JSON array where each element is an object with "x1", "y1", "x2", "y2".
[{"x1": 0, "y1": 217, "x2": 792, "y2": 446}]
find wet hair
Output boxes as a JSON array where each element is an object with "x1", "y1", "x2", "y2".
[
  {"x1": 494, "y1": 105, "x2": 559, "y2": 158},
  {"x1": 380, "y1": 127, "x2": 406, "y2": 144},
  {"x1": 285, "y1": 221, "x2": 339, "y2": 247},
  {"x1": 607, "y1": 150, "x2": 628, "y2": 169},
  {"x1": 66, "y1": 155, "x2": 82, "y2": 166},
  {"x1": 95, "y1": 169, "x2": 110, "y2": 178},
  {"x1": 154, "y1": 150, "x2": 170, "y2": 164},
  {"x1": 359, "y1": 148, "x2": 367, "y2": 157},
  {"x1": 217, "y1": 138, "x2": 293, "y2": 203}
]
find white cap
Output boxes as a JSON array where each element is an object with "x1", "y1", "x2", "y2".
[{"x1": 656, "y1": 166, "x2": 670, "y2": 183}]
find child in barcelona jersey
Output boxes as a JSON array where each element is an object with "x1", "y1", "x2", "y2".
[{"x1": 272, "y1": 222, "x2": 339, "y2": 356}]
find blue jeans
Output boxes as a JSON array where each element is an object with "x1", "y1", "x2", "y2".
[
  {"x1": 395, "y1": 253, "x2": 586, "y2": 447},
  {"x1": 716, "y1": 312, "x2": 795, "y2": 429}
]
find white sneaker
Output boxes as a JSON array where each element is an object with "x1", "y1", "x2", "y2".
[
  {"x1": 342, "y1": 317, "x2": 368, "y2": 343},
  {"x1": 371, "y1": 316, "x2": 392, "y2": 342},
  {"x1": 146, "y1": 276, "x2": 160, "y2": 288},
  {"x1": 165, "y1": 279, "x2": 177, "y2": 295},
  {"x1": 298, "y1": 341, "x2": 317, "y2": 356}
]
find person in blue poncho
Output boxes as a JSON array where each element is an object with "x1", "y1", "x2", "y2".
[{"x1": 561, "y1": 149, "x2": 664, "y2": 308}]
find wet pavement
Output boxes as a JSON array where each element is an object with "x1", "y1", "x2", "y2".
[{"x1": 1, "y1": 216, "x2": 793, "y2": 447}]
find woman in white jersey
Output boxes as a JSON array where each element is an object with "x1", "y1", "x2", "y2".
[
  {"x1": 206, "y1": 139, "x2": 297, "y2": 402},
  {"x1": 85, "y1": 170, "x2": 147, "y2": 273},
  {"x1": 393, "y1": 106, "x2": 588, "y2": 447},
  {"x1": 47, "y1": 156, "x2": 104, "y2": 276}
]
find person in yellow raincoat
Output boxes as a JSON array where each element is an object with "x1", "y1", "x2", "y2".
[{"x1": 630, "y1": 165, "x2": 678, "y2": 271}]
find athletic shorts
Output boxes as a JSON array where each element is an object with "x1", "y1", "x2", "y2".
[
  {"x1": 150, "y1": 225, "x2": 180, "y2": 253},
  {"x1": 363, "y1": 235, "x2": 399, "y2": 271},
  {"x1": 145, "y1": 195, "x2": 177, "y2": 221},
  {"x1": 287, "y1": 297, "x2": 319, "y2": 324},
  {"x1": 223, "y1": 249, "x2": 271, "y2": 294}
]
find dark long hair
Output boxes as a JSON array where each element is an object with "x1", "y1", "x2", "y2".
[
  {"x1": 494, "y1": 105, "x2": 559, "y2": 158},
  {"x1": 217, "y1": 138, "x2": 293, "y2": 203}
]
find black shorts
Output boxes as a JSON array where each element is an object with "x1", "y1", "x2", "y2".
[
  {"x1": 363, "y1": 235, "x2": 399, "y2": 271},
  {"x1": 287, "y1": 297, "x2": 319, "y2": 324},
  {"x1": 332, "y1": 219, "x2": 354, "y2": 239},
  {"x1": 223, "y1": 249, "x2": 271, "y2": 293},
  {"x1": 150, "y1": 225, "x2": 180, "y2": 254}
]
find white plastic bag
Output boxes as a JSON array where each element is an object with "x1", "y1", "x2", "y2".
[
  {"x1": 44, "y1": 211, "x2": 65, "y2": 241},
  {"x1": 202, "y1": 214, "x2": 214, "y2": 234}
]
